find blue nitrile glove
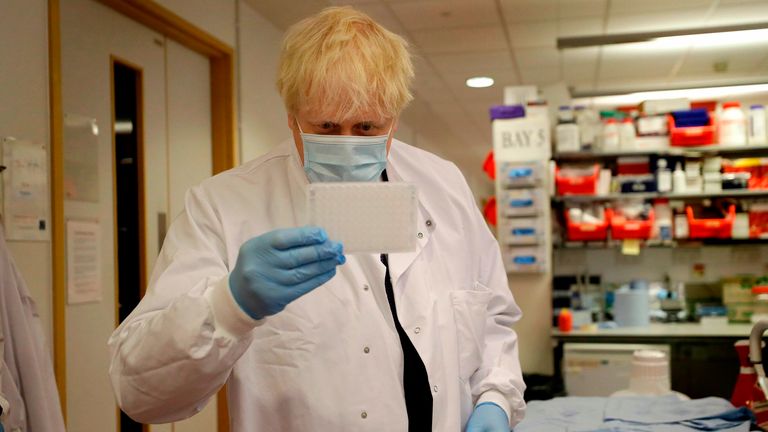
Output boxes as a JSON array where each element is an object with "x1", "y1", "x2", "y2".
[
  {"x1": 466, "y1": 402, "x2": 510, "y2": 432},
  {"x1": 229, "y1": 226, "x2": 345, "y2": 320}
]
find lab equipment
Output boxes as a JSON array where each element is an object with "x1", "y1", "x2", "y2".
[
  {"x1": 613, "y1": 284, "x2": 650, "y2": 327},
  {"x1": 748, "y1": 320, "x2": 768, "y2": 427},
  {"x1": 465, "y1": 402, "x2": 508, "y2": 432},
  {"x1": 673, "y1": 162, "x2": 686, "y2": 193},
  {"x1": 555, "y1": 106, "x2": 580, "y2": 153},
  {"x1": 749, "y1": 104, "x2": 767, "y2": 145},
  {"x1": 601, "y1": 118, "x2": 620, "y2": 151},
  {"x1": 719, "y1": 101, "x2": 747, "y2": 146},
  {"x1": 611, "y1": 350, "x2": 684, "y2": 398},
  {"x1": 619, "y1": 117, "x2": 636, "y2": 149},
  {"x1": 307, "y1": 182, "x2": 417, "y2": 253},
  {"x1": 731, "y1": 340, "x2": 756, "y2": 408},
  {"x1": 229, "y1": 227, "x2": 344, "y2": 320},
  {"x1": 557, "y1": 308, "x2": 573, "y2": 332},
  {"x1": 656, "y1": 159, "x2": 672, "y2": 193}
]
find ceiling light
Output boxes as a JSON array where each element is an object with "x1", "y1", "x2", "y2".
[
  {"x1": 572, "y1": 83, "x2": 768, "y2": 107},
  {"x1": 466, "y1": 76, "x2": 494, "y2": 88},
  {"x1": 557, "y1": 22, "x2": 768, "y2": 49}
]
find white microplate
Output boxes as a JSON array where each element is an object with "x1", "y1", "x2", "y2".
[{"x1": 307, "y1": 182, "x2": 418, "y2": 253}]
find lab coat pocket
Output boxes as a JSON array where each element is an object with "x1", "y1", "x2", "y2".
[{"x1": 450, "y1": 283, "x2": 493, "y2": 381}]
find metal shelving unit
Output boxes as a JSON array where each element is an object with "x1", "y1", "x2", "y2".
[
  {"x1": 552, "y1": 189, "x2": 768, "y2": 203},
  {"x1": 554, "y1": 144, "x2": 768, "y2": 161},
  {"x1": 554, "y1": 238, "x2": 767, "y2": 250}
]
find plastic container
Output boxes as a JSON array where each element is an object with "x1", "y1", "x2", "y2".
[
  {"x1": 611, "y1": 350, "x2": 687, "y2": 399},
  {"x1": 608, "y1": 207, "x2": 655, "y2": 240},
  {"x1": 499, "y1": 161, "x2": 543, "y2": 188},
  {"x1": 617, "y1": 156, "x2": 650, "y2": 175},
  {"x1": 669, "y1": 113, "x2": 716, "y2": 146},
  {"x1": 751, "y1": 285, "x2": 768, "y2": 323},
  {"x1": 657, "y1": 159, "x2": 672, "y2": 193},
  {"x1": 556, "y1": 106, "x2": 581, "y2": 153},
  {"x1": 500, "y1": 189, "x2": 543, "y2": 217},
  {"x1": 653, "y1": 199, "x2": 672, "y2": 241},
  {"x1": 601, "y1": 118, "x2": 620, "y2": 151},
  {"x1": 619, "y1": 117, "x2": 636, "y2": 149},
  {"x1": 498, "y1": 217, "x2": 542, "y2": 246},
  {"x1": 558, "y1": 308, "x2": 573, "y2": 332},
  {"x1": 686, "y1": 204, "x2": 736, "y2": 239},
  {"x1": 673, "y1": 162, "x2": 686, "y2": 193},
  {"x1": 749, "y1": 104, "x2": 767, "y2": 145},
  {"x1": 556, "y1": 164, "x2": 600, "y2": 195},
  {"x1": 719, "y1": 101, "x2": 747, "y2": 146},
  {"x1": 565, "y1": 207, "x2": 609, "y2": 241}
]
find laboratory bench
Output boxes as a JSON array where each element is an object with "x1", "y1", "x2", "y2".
[{"x1": 551, "y1": 322, "x2": 755, "y2": 400}]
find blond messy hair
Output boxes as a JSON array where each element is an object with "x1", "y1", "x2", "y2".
[{"x1": 276, "y1": 6, "x2": 414, "y2": 121}]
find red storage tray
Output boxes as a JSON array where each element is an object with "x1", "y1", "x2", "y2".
[
  {"x1": 556, "y1": 164, "x2": 599, "y2": 196},
  {"x1": 565, "y1": 208, "x2": 609, "y2": 241},
  {"x1": 686, "y1": 205, "x2": 736, "y2": 239},
  {"x1": 607, "y1": 208, "x2": 655, "y2": 240},
  {"x1": 668, "y1": 114, "x2": 716, "y2": 147}
]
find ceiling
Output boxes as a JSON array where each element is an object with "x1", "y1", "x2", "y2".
[{"x1": 243, "y1": 0, "x2": 768, "y2": 182}]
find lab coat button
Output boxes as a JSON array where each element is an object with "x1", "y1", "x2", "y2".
[
  {"x1": 417, "y1": 232, "x2": 424, "y2": 239},
  {"x1": 433, "y1": 385, "x2": 438, "y2": 393},
  {"x1": 414, "y1": 327, "x2": 421, "y2": 334},
  {"x1": 361, "y1": 411, "x2": 368, "y2": 419},
  {"x1": 425, "y1": 219, "x2": 433, "y2": 227},
  {"x1": 363, "y1": 284, "x2": 370, "y2": 291},
  {"x1": 363, "y1": 346, "x2": 370, "y2": 354}
]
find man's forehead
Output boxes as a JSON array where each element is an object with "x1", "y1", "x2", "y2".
[{"x1": 298, "y1": 106, "x2": 387, "y2": 123}]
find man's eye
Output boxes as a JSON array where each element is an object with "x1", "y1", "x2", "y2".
[
  {"x1": 359, "y1": 123, "x2": 373, "y2": 132},
  {"x1": 321, "y1": 122, "x2": 334, "y2": 129}
]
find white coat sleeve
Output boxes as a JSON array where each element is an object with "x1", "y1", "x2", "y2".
[
  {"x1": 108, "y1": 186, "x2": 260, "y2": 423},
  {"x1": 457, "y1": 168, "x2": 527, "y2": 427}
]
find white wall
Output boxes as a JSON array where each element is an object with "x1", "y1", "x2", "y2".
[
  {"x1": 237, "y1": 1, "x2": 290, "y2": 162},
  {"x1": 155, "y1": 0, "x2": 236, "y2": 47},
  {"x1": 0, "y1": 0, "x2": 54, "y2": 348}
]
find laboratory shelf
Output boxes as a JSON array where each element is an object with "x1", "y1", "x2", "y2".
[
  {"x1": 551, "y1": 189, "x2": 768, "y2": 203},
  {"x1": 553, "y1": 238, "x2": 767, "y2": 250},
  {"x1": 554, "y1": 144, "x2": 768, "y2": 160}
]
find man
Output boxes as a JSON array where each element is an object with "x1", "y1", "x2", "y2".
[{"x1": 109, "y1": 6, "x2": 526, "y2": 431}]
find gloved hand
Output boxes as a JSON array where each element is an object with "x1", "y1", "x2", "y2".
[
  {"x1": 466, "y1": 402, "x2": 509, "y2": 432},
  {"x1": 229, "y1": 226, "x2": 345, "y2": 320}
]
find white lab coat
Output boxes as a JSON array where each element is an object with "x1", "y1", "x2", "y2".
[
  {"x1": 0, "y1": 230, "x2": 65, "y2": 432},
  {"x1": 109, "y1": 139, "x2": 526, "y2": 431}
]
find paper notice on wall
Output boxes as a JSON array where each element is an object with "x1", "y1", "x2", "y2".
[
  {"x1": 2, "y1": 138, "x2": 50, "y2": 241},
  {"x1": 67, "y1": 220, "x2": 102, "y2": 304},
  {"x1": 63, "y1": 114, "x2": 100, "y2": 202}
]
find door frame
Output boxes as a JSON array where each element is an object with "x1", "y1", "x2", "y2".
[{"x1": 48, "y1": 0, "x2": 237, "y2": 429}]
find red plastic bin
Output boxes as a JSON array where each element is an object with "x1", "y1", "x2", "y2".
[
  {"x1": 556, "y1": 165, "x2": 599, "y2": 196},
  {"x1": 565, "y1": 208, "x2": 609, "y2": 241},
  {"x1": 686, "y1": 205, "x2": 736, "y2": 239},
  {"x1": 607, "y1": 208, "x2": 655, "y2": 240},
  {"x1": 668, "y1": 114, "x2": 716, "y2": 147}
]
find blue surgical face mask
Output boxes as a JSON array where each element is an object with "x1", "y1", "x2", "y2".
[{"x1": 297, "y1": 121, "x2": 390, "y2": 183}]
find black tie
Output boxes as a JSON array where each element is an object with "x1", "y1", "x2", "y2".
[{"x1": 380, "y1": 169, "x2": 433, "y2": 431}]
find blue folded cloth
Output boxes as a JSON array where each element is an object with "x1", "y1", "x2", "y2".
[{"x1": 514, "y1": 395, "x2": 754, "y2": 432}]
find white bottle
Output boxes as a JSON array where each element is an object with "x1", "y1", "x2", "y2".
[
  {"x1": 619, "y1": 117, "x2": 636, "y2": 150},
  {"x1": 653, "y1": 199, "x2": 672, "y2": 241},
  {"x1": 672, "y1": 162, "x2": 686, "y2": 194},
  {"x1": 601, "y1": 118, "x2": 619, "y2": 151},
  {"x1": 657, "y1": 159, "x2": 672, "y2": 193},
  {"x1": 555, "y1": 106, "x2": 581, "y2": 153},
  {"x1": 719, "y1": 101, "x2": 747, "y2": 146},
  {"x1": 749, "y1": 104, "x2": 767, "y2": 146}
]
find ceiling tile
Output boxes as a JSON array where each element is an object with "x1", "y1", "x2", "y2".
[
  {"x1": 707, "y1": 2, "x2": 768, "y2": 26},
  {"x1": 515, "y1": 46, "x2": 560, "y2": 69},
  {"x1": 561, "y1": 46, "x2": 599, "y2": 82},
  {"x1": 678, "y1": 43, "x2": 768, "y2": 75},
  {"x1": 520, "y1": 66, "x2": 563, "y2": 85},
  {"x1": 508, "y1": 21, "x2": 558, "y2": 47},
  {"x1": 608, "y1": 0, "x2": 713, "y2": 15},
  {"x1": 410, "y1": 25, "x2": 508, "y2": 53},
  {"x1": 428, "y1": 51, "x2": 515, "y2": 74},
  {"x1": 558, "y1": 17, "x2": 604, "y2": 37},
  {"x1": 346, "y1": 2, "x2": 409, "y2": 35},
  {"x1": 606, "y1": 10, "x2": 710, "y2": 33},
  {"x1": 558, "y1": 0, "x2": 607, "y2": 18},
  {"x1": 599, "y1": 43, "x2": 686, "y2": 80},
  {"x1": 388, "y1": 0, "x2": 499, "y2": 31},
  {"x1": 500, "y1": 0, "x2": 558, "y2": 23}
]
